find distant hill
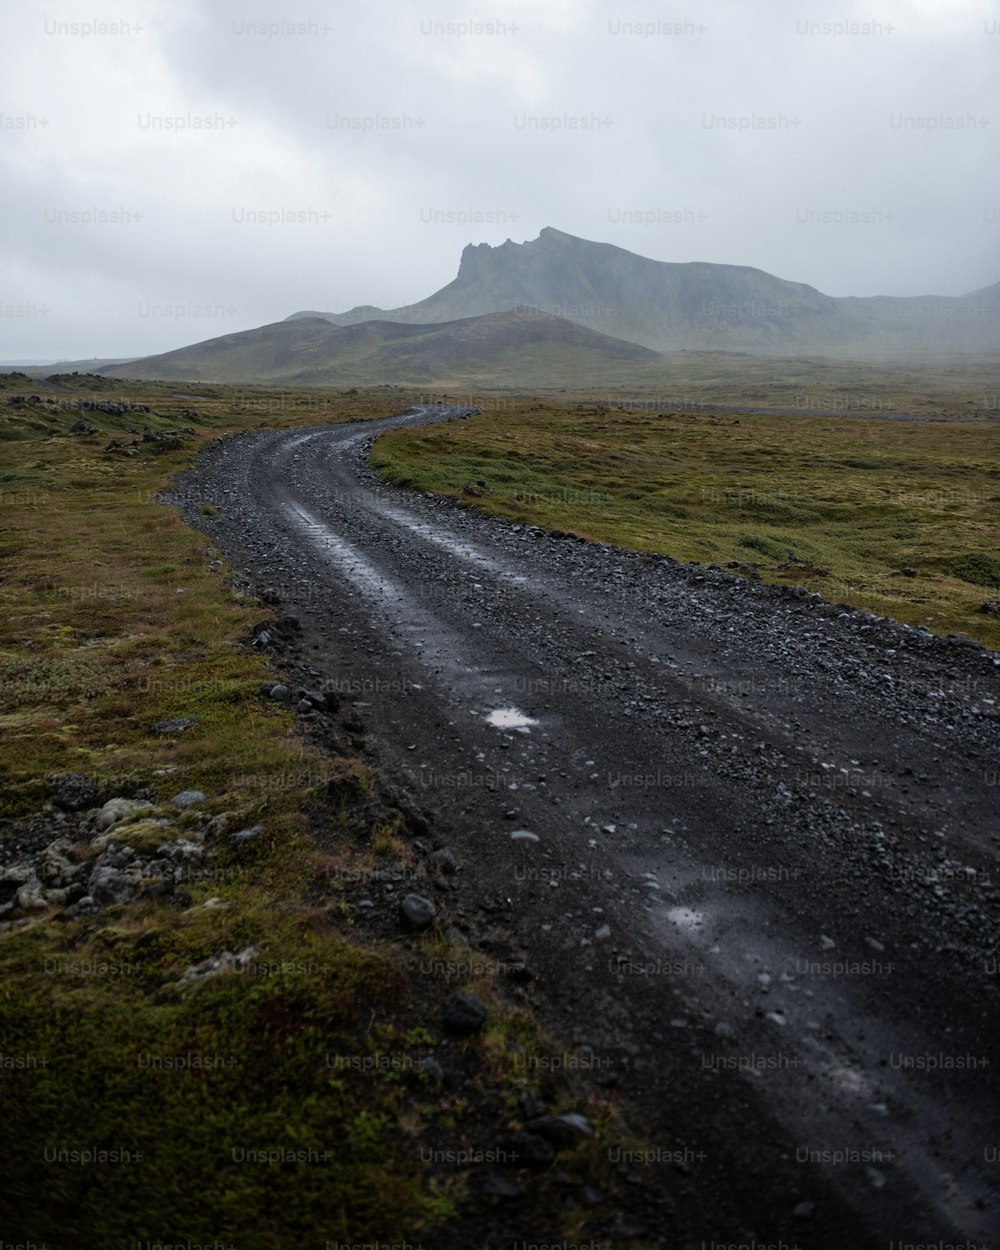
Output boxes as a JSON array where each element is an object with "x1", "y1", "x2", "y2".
[
  {"x1": 97, "y1": 307, "x2": 661, "y2": 385},
  {"x1": 2, "y1": 358, "x2": 138, "y2": 379},
  {"x1": 288, "y1": 227, "x2": 1000, "y2": 357}
]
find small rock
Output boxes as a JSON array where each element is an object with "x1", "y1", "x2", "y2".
[
  {"x1": 1, "y1": 863, "x2": 39, "y2": 886},
  {"x1": 418, "y1": 1057, "x2": 445, "y2": 1084},
  {"x1": 49, "y1": 773, "x2": 98, "y2": 812},
  {"x1": 15, "y1": 878, "x2": 47, "y2": 912},
  {"x1": 150, "y1": 717, "x2": 199, "y2": 736},
  {"x1": 400, "y1": 894, "x2": 436, "y2": 931},
  {"x1": 269, "y1": 684, "x2": 290, "y2": 700},
  {"x1": 141, "y1": 879, "x2": 176, "y2": 901},
  {"x1": 170, "y1": 790, "x2": 206, "y2": 809},
  {"x1": 594, "y1": 924, "x2": 612, "y2": 941},
  {"x1": 428, "y1": 848, "x2": 459, "y2": 875},
  {"x1": 227, "y1": 825, "x2": 264, "y2": 852},
  {"x1": 36, "y1": 846, "x2": 78, "y2": 888},
  {"x1": 304, "y1": 689, "x2": 336, "y2": 712},
  {"x1": 204, "y1": 812, "x2": 237, "y2": 839},
  {"x1": 90, "y1": 866, "x2": 136, "y2": 906},
  {"x1": 182, "y1": 945, "x2": 259, "y2": 981},
  {"x1": 444, "y1": 992, "x2": 487, "y2": 1036},
  {"x1": 156, "y1": 839, "x2": 204, "y2": 863},
  {"x1": 510, "y1": 829, "x2": 539, "y2": 843},
  {"x1": 96, "y1": 797, "x2": 151, "y2": 831},
  {"x1": 793, "y1": 1201, "x2": 816, "y2": 1219},
  {"x1": 526, "y1": 1113, "x2": 594, "y2": 1144},
  {"x1": 41, "y1": 886, "x2": 73, "y2": 907},
  {"x1": 95, "y1": 841, "x2": 136, "y2": 869},
  {"x1": 480, "y1": 1175, "x2": 521, "y2": 1200}
]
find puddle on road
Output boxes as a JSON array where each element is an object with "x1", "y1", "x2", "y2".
[
  {"x1": 485, "y1": 707, "x2": 537, "y2": 733},
  {"x1": 665, "y1": 906, "x2": 706, "y2": 933}
]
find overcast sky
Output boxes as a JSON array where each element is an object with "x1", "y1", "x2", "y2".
[{"x1": 1, "y1": 0, "x2": 998, "y2": 360}]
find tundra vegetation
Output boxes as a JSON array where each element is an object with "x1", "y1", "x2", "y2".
[
  {"x1": 374, "y1": 395, "x2": 1000, "y2": 647},
  {"x1": 1, "y1": 365, "x2": 997, "y2": 1244},
  {"x1": 0, "y1": 375, "x2": 638, "y2": 1247}
]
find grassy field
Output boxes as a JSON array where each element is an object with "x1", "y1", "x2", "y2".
[
  {"x1": 0, "y1": 378, "x2": 636, "y2": 1248},
  {"x1": 16, "y1": 347, "x2": 1000, "y2": 410},
  {"x1": 397, "y1": 349, "x2": 1000, "y2": 419},
  {"x1": 2, "y1": 362, "x2": 997, "y2": 1242},
  {"x1": 373, "y1": 399, "x2": 1000, "y2": 647}
]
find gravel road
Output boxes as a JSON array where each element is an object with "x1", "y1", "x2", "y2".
[{"x1": 176, "y1": 403, "x2": 1000, "y2": 1247}]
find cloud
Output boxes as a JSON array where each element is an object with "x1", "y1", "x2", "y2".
[{"x1": 0, "y1": 0, "x2": 996, "y2": 358}]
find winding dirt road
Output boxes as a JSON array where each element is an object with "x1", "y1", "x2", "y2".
[{"x1": 177, "y1": 404, "x2": 1000, "y2": 1248}]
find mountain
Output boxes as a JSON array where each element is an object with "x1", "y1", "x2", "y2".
[
  {"x1": 97, "y1": 307, "x2": 660, "y2": 385},
  {"x1": 99, "y1": 230, "x2": 999, "y2": 384},
  {"x1": 288, "y1": 227, "x2": 1000, "y2": 357}
]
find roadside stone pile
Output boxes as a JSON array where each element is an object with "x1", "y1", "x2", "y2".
[
  {"x1": 6, "y1": 394, "x2": 52, "y2": 408},
  {"x1": 104, "y1": 429, "x2": 196, "y2": 455},
  {"x1": 0, "y1": 772, "x2": 257, "y2": 931},
  {"x1": 71, "y1": 398, "x2": 151, "y2": 416}
]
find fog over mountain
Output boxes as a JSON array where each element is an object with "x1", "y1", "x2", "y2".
[
  {"x1": 102, "y1": 227, "x2": 1000, "y2": 381},
  {"x1": 1, "y1": 0, "x2": 997, "y2": 360},
  {"x1": 288, "y1": 227, "x2": 1000, "y2": 356}
]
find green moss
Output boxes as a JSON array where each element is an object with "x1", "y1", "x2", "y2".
[
  {"x1": 0, "y1": 928, "x2": 434, "y2": 1245},
  {"x1": 739, "y1": 534, "x2": 795, "y2": 561},
  {"x1": 107, "y1": 818, "x2": 176, "y2": 853},
  {"x1": 948, "y1": 551, "x2": 1000, "y2": 589}
]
